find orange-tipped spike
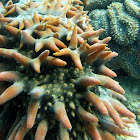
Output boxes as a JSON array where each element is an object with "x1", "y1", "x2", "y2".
[
  {"x1": 16, "y1": 5, "x2": 25, "y2": 15},
  {"x1": 54, "y1": 48, "x2": 82, "y2": 69},
  {"x1": 54, "y1": 101, "x2": 72, "y2": 130},
  {"x1": 102, "y1": 99, "x2": 124, "y2": 129},
  {"x1": 34, "y1": 30, "x2": 51, "y2": 38},
  {"x1": 121, "y1": 118, "x2": 136, "y2": 123},
  {"x1": 4, "y1": 25, "x2": 19, "y2": 36},
  {"x1": 77, "y1": 76, "x2": 100, "y2": 88},
  {"x1": 87, "y1": 43, "x2": 107, "y2": 54},
  {"x1": 44, "y1": 39, "x2": 60, "y2": 52},
  {"x1": 19, "y1": 21, "x2": 24, "y2": 30},
  {"x1": 87, "y1": 46, "x2": 106, "y2": 64},
  {"x1": 27, "y1": 99, "x2": 40, "y2": 129},
  {"x1": 35, "y1": 120, "x2": 48, "y2": 140},
  {"x1": 69, "y1": 25, "x2": 77, "y2": 49},
  {"x1": 33, "y1": 12, "x2": 40, "y2": 24},
  {"x1": 98, "y1": 65, "x2": 117, "y2": 78},
  {"x1": 45, "y1": 56, "x2": 67, "y2": 66},
  {"x1": 111, "y1": 99, "x2": 136, "y2": 118},
  {"x1": 70, "y1": 51, "x2": 82, "y2": 70},
  {"x1": 54, "y1": 38, "x2": 67, "y2": 49},
  {"x1": 102, "y1": 120, "x2": 137, "y2": 137},
  {"x1": 99, "y1": 37, "x2": 111, "y2": 44},
  {"x1": 4, "y1": 6, "x2": 16, "y2": 16},
  {"x1": 71, "y1": 12, "x2": 82, "y2": 23},
  {"x1": 0, "y1": 71, "x2": 18, "y2": 82},
  {"x1": 54, "y1": 48, "x2": 70, "y2": 56},
  {"x1": 46, "y1": 20, "x2": 60, "y2": 26},
  {"x1": 98, "y1": 51, "x2": 112, "y2": 60},
  {"x1": 96, "y1": 75, "x2": 125, "y2": 94},
  {"x1": 107, "y1": 89, "x2": 127, "y2": 101},
  {"x1": 78, "y1": 40, "x2": 87, "y2": 53},
  {"x1": 86, "y1": 121, "x2": 102, "y2": 140},
  {"x1": 73, "y1": 0, "x2": 83, "y2": 5},
  {"x1": 0, "y1": 82, "x2": 24, "y2": 105},
  {"x1": 31, "y1": 58, "x2": 41, "y2": 73},
  {"x1": 22, "y1": 31, "x2": 35, "y2": 45},
  {"x1": 0, "y1": 17, "x2": 13, "y2": 23},
  {"x1": 46, "y1": 24, "x2": 60, "y2": 32},
  {"x1": 39, "y1": 50, "x2": 50, "y2": 62},
  {"x1": 67, "y1": 9, "x2": 77, "y2": 17},
  {"x1": 35, "y1": 41, "x2": 44, "y2": 52},
  {"x1": 7, "y1": 19, "x2": 19, "y2": 26},
  {"x1": 103, "y1": 51, "x2": 118, "y2": 62},
  {"x1": 80, "y1": 29, "x2": 104, "y2": 40},
  {"x1": 13, "y1": 52, "x2": 30, "y2": 67},
  {"x1": 86, "y1": 91, "x2": 108, "y2": 115},
  {"x1": 78, "y1": 106, "x2": 98, "y2": 122},
  {"x1": 30, "y1": 51, "x2": 49, "y2": 73},
  {"x1": 29, "y1": 0, "x2": 36, "y2": 8},
  {"x1": 14, "y1": 119, "x2": 29, "y2": 140},
  {"x1": 0, "y1": 48, "x2": 16, "y2": 58}
]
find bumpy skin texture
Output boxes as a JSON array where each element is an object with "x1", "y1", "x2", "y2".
[{"x1": 0, "y1": 0, "x2": 137, "y2": 139}]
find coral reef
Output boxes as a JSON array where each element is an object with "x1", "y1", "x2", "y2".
[
  {"x1": 84, "y1": 0, "x2": 123, "y2": 10},
  {"x1": 107, "y1": 2, "x2": 139, "y2": 45},
  {"x1": 0, "y1": 0, "x2": 138, "y2": 139},
  {"x1": 87, "y1": 0, "x2": 139, "y2": 45},
  {"x1": 85, "y1": 0, "x2": 140, "y2": 79}
]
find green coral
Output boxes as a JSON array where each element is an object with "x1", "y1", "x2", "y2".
[
  {"x1": 107, "y1": 2, "x2": 139, "y2": 45},
  {"x1": 124, "y1": 0, "x2": 140, "y2": 18}
]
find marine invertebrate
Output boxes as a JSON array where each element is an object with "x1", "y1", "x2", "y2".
[
  {"x1": 88, "y1": 9, "x2": 110, "y2": 38},
  {"x1": 0, "y1": 0, "x2": 137, "y2": 139},
  {"x1": 107, "y1": 2, "x2": 139, "y2": 45},
  {"x1": 87, "y1": 0, "x2": 140, "y2": 79},
  {"x1": 88, "y1": 1, "x2": 139, "y2": 45},
  {"x1": 124, "y1": 0, "x2": 140, "y2": 18},
  {"x1": 85, "y1": 0, "x2": 123, "y2": 10}
]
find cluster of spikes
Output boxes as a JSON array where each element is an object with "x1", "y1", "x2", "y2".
[{"x1": 0, "y1": 0, "x2": 137, "y2": 139}]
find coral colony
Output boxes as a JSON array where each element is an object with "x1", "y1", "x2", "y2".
[
  {"x1": 88, "y1": 1, "x2": 139, "y2": 45},
  {"x1": 0, "y1": 0, "x2": 138, "y2": 139}
]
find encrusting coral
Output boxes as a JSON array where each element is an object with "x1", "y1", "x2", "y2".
[
  {"x1": 107, "y1": 2, "x2": 139, "y2": 45},
  {"x1": 86, "y1": 0, "x2": 140, "y2": 79},
  {"x1": 88, "y1": 0, "x2": 139, "y2": 45},
  {"x1": 0, "y1": 0, "x2": 138, "y2": 139}
]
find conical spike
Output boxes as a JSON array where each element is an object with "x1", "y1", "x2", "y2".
[
  {"x1": 69, "y1": 25, "x2": 77, "y2": 49},
  {"x1": 0, "y1": 82, "x2": 24, "y2": 105},
  {"x1": 54, "y1": 101, "x2": 72, "y2": 130}
]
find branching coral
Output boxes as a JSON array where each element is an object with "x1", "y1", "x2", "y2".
[{"x1": 0, "y1": 0, "x2": 138, "y2": 139}]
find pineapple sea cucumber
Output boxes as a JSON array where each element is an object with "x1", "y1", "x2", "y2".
[{"x1": 0, "y1": 0, "x2": 137, "y2": 139}]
